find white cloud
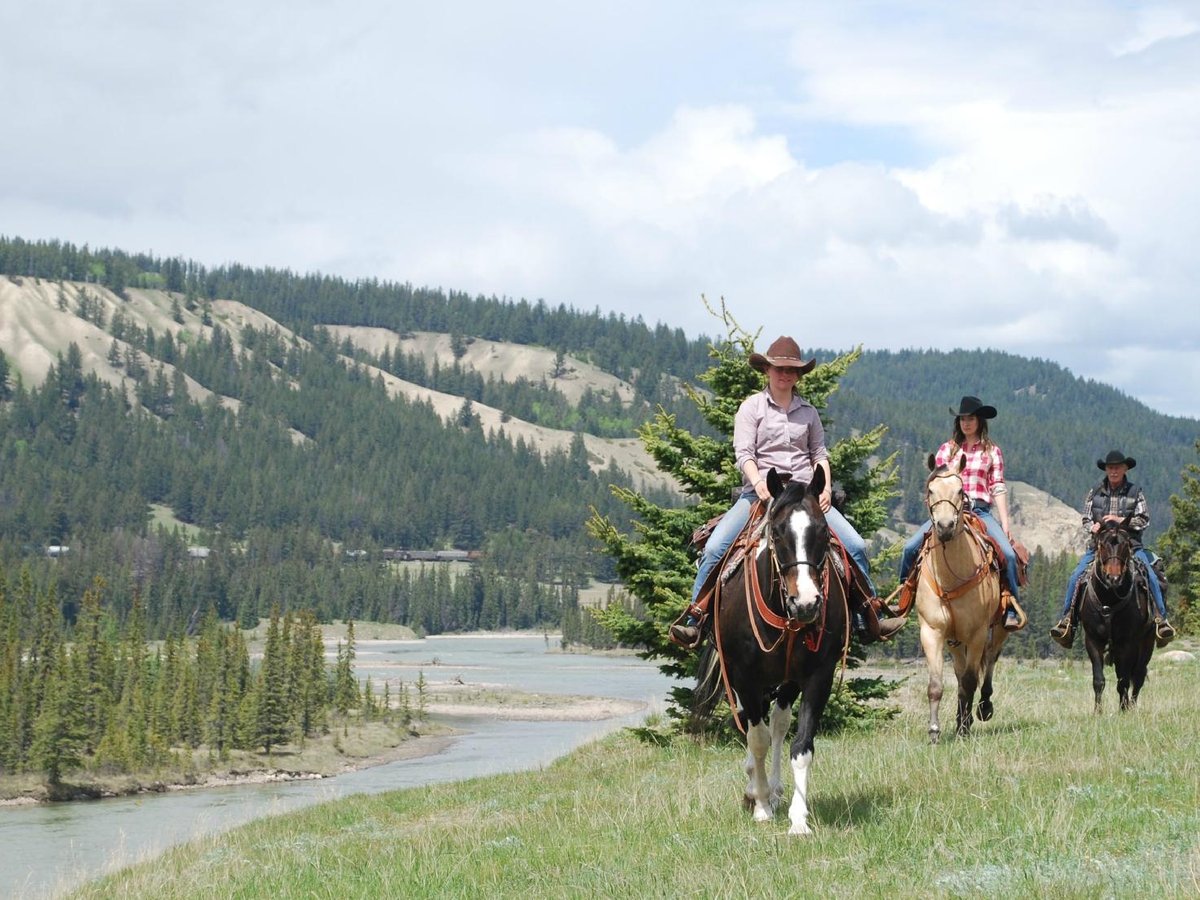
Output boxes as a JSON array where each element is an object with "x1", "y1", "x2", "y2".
[{"x1": 2, "y1": 1, "x2": 1200, "y2": 417}]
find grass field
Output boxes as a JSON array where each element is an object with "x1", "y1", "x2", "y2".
[{"x1": 72, "y1": 651, "x2": 1200, "y2": 899}]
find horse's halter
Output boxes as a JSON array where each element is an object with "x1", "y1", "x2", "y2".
[
  {"x1": 1095, "y1": 526, "x2": 1133, "y2": 586},
  {"x1": 757, "y1": 492, "x2": 828, "y2": 630},
  {"x1": 764, "y1": 495, "x2": 824, "y2": 577},
  {"x1": 926, "y1": 471, "x2": 967, "y2": 532}
]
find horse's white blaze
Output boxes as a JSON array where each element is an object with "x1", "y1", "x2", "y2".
[
  {"x1": 788, "y1": 749, "x2": 813, "y2": 835},
  {"x1": 786, "y1": 507, "x2": 822, "y2": 617}
]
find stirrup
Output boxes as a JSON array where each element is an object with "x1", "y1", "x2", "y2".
[
  {"x1": 669, "y1": 619, "x2": 704, "y2": 650},
  {"x1": 1154, "y1": 617, "x2": 1176, "y2": 647},
  {"x1": 1050, "y1": 615, "x2": 1074, "y2": 649},
  {"x1": 1000, "y1": 592, "x2": 1026, "y2": 632}
]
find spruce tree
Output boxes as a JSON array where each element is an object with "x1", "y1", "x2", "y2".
[
  {"x1": 1159, "y1": 437, "x2": 1200, "y2": 633},
  {"x1": 587, "y1": 302, "x2": 899, "y2": 732},
  {"x1": 333, "y1": 620, "x2": 358, "y2": 715},
  {"x1": 30, "y1": 651, "x2": 88, "y2": 785},
  {"x1": 254, "y1": 606, "x2": 292, "y2": 754}
]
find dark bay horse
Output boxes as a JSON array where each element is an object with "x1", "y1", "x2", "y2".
[
  {"x1": 1079, "y1": 517, "x2": 1155, "y2": 712},
  {"x1": 915, "y1": 456, "x2": 1010, "y2": 742},
  {"x1": 694, "y1": 467, "x2": 848, "y2": 835}
]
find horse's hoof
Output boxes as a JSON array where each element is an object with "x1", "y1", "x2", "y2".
[
  {"x1": 977, "y1": 700, "x2": 994, "y2": 721},
  {"x1": 788, "y1": 823, "x2": 813, "y2": 836},
  {"x1": 752, "y1": 805, "x2": 774, "y2": 823},
  {"x1": 928, "y1": 730, "x2": 941, "y2": 745}
]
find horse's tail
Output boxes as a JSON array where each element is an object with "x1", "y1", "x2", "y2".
[{"x1": 693, "y1": 643, "x2": 726, "y2": 719}]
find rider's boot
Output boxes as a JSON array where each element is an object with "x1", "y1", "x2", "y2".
[
  {"x1": 1000, "y1": 590, "x2": 1022, "y2": 632},
  {"x1": 1050, "y1": 614, "x2": 1075, "y2": 649},
  {"x1": 1154, "y1": 616, "x2": 1176, "y2": 648},
  {"x1": 876, "y1": 614, "x2": 907, "y2": 639},
  {"x1": 856, "y1": 597, "x2": 906, "y2": 642},
  {"x1": 669, "y1": 599, "x2": 709, "y2": 649},
  {"x1": 669, "y1": 618, "x2": 701, "y2": 647}
]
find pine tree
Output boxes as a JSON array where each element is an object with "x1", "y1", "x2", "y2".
[
  {"x1": 333, "y1": 620, "x2": 358, "y2": 715},
  {"x1": 587, "y1": 301, "x2": 899, "y2": 731},
  {"x1": 30, "y1": 650, "x2": 88, "y2": 785},
  {"x1": 291, "y1": 609, "x2": 328, "y2": 739},
  {"x1": 253, "y1": 606, "x2": 292, "y2": 754},
  {"x1": 72, "y1": 578, "x2": 114, "y2": 753},
  {"x1": 1159, "y1": 438, "x2": 1200, "y2": 633}
]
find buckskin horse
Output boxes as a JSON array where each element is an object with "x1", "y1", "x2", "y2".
[
  {"x1": 914, "y1": 455, "x2": 1010, "y2": 743},
  {"x1": 1079, "y1": 516, "x2": 1155, "y2": 713},
  {"x1": 693, "y1": 467, "x2": 848, "y2": 835}
]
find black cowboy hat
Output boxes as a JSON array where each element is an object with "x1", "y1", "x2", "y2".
[
  {"x1": 1097, "y1": 450, "x2": 1136, "y2": 470},
  {"x1": 950, "y1": 395, "x2": 997, "y2": 419},
  {"x1": 748, "y1": 336, "x2": 816, "y2": 375}
]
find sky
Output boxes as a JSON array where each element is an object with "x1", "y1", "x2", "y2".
[{"x1": 3, "y1": 2, "x2": 1200, "y2": 419}]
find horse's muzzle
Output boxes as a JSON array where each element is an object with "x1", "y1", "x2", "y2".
[{"x1": 786, "y1": 592, "x2": 823, "y2": 625}]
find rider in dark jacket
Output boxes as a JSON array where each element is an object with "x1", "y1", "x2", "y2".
[{"x1": 1050, "y1": 450, "x2": 1175, "y2": 648}]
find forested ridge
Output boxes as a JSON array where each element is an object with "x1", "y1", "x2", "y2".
[
  {"x1": 4, "y1": 238, "x2": 1199, "y2": 789},
  {"x1": 2, "y1": 234, "x2": 1197, "y2": 635},
  {"x1": 830, "y1": 348, "x2": 1197, "y2": 538}
]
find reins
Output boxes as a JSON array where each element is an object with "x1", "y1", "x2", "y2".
[
  {"x1": 920, "y1": 482, "x2": 991, "y2": 603},
  {"x1": 711, "y1": 493, "x2": 846, "y2": 736},
  {"x1": 1086, "y1": 542, "x2": 1137, "y2": 616}
]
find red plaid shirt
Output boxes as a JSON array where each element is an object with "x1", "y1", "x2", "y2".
[{"x1": 935, "y1": 440, "x2": 1006, "y2": 506}]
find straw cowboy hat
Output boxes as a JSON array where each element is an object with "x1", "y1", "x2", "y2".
[
  {"x1": 1097, "y1": 450, "x2": 1136, "y2": 470},
  {"x1": 748, "y1": 336, "x2": 816, "y2": 375},
  {"x1": 950, "y1": 395, "x2": 997, "y2": 419}
]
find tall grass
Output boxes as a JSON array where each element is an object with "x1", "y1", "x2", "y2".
[{"x1": 73, "y1": 654, "x2": 1200, "y2": 899}]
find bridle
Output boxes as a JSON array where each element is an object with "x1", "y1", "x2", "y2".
[
  {"x1": 1093, "y1": 526, "x2": 1134, "y2": 594},
  {"x1": 711, "y1": 487, "x2": 851, "y2": 736},
  {"x1": 926, "y1": 470, "x2": 967, "y2": 533},
  {"x1": 744, "y1": 493, "x2": 831, "y2": 650},
  {"x1": 769, "y1": 509, "x2": 823, "y2": 577},
  {"x1": 922, "y1": 469, "x2": 990, "y2": 602}
]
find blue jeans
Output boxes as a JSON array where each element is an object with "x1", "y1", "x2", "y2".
[
  {"x1": 898, "y1": 507, "x2": 1020, "y2": 601},
  {"x1": 691, "y1": 490, "x2": 878, "y2": 603},
  {"x1": 1059, "y1": 547, "x2": 1167, "y2": 618}
]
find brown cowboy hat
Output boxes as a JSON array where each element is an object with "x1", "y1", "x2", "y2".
[
  {"x1": 1097, "y1": 450, "x2": 1136, "y2": 470},
  {"x1": 950, "y1": 395, "x2": 997, "y2": 419},
  {"x1": 748, "y1": 336, "x2": 816, "y2": 375}
]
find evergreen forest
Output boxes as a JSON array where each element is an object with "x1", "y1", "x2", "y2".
[{"x1": 1, "y1": 235, "x2": 1198, "y2": 653}]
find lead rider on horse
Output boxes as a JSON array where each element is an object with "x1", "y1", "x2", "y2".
[
  {"x1": 669, "y1": 336, "x2": 905, "y2": 648},
  {"x1": 1050, "y1": 450, "x2": 1175, "y2": 648}
]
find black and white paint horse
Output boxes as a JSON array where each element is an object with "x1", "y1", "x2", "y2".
[{"x1": 694, "y1": 467, "x2": 848, "y2": 835}]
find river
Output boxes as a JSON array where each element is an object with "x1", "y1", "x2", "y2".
[{"x1": 0, "y1": 634, "x2": 675, "y2": 899}]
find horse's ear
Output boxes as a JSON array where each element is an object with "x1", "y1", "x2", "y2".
[
  {"x1": 765, "y1": 468, "x2": 785, "y2": 498},
  {"x1": 955, "y1": 455, "x2": 966, "y2": 473},
  {"x1": 809, "y1": 465, "x2": 827, "y2": 497},
  {"x1": 1121, "y1": 513, "x2": 1133, "y2": 530},
  {"x1": 926, "y1": 453, "x2": 937, "y2": 472}
]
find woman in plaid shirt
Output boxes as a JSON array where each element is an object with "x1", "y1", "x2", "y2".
[{"x1": 898, "y1": 396, "x2": 1022, "y2": 631}]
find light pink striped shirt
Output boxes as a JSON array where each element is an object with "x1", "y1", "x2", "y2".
[{"x1": 733, "y1": 389, "x2": 828, "y2": 488}]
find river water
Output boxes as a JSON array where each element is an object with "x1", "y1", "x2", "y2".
[{"x1": 0, "y1": 634, "x2": 675, "y2": 899}]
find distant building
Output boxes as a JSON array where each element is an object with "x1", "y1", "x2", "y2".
[
  {"x1": 187, "y1": 546, "x2": 211, "y2": 561},
  {"x1": 46, "y1": 545, "x2": 70, "y2": 558},
  {"x1": 380, "y1": 549, "x2": 481, "y2": 563}
]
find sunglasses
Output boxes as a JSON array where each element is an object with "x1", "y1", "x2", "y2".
[{"x1": 773, "y1": 367, "x2": 803, "y2": 376}]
